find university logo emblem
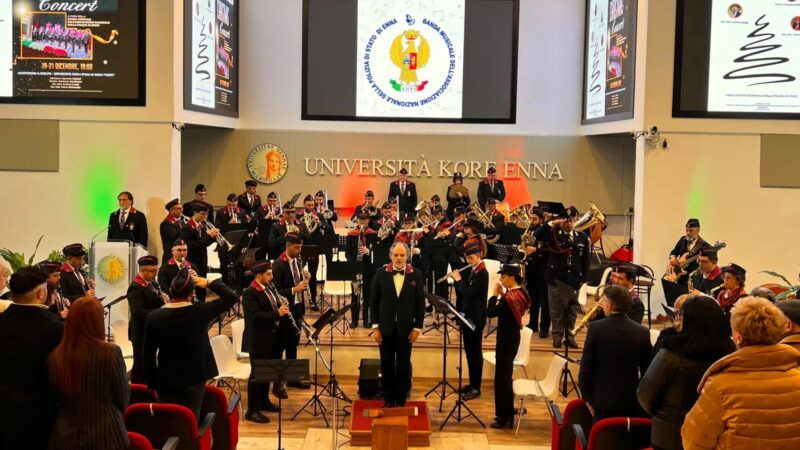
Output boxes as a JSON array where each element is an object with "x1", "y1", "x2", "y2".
[
  {"x1": 247, "y1": 143, "x2": 288, "y2": 185},
  {"x1": 97, "y1": 255, "x2": 126, "y2": 285},
  {"x1": 389, "y1": 29, "x2": 430, "y2": 92}
]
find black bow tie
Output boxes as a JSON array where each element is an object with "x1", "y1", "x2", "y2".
[{"x1": 393, "y1": 269, "x2": 405, "y2": 275}]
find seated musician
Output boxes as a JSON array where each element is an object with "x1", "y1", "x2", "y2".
[
  {"x1": 347, "y1": 212, "x2": 377, "y2": 328},
  {"x1": 314, "y1": 190, "x2": 337, "y2": 230},
  {"x1": 446, "y1": 172, "x2": 470, "y2": 220},
  {"x1": 485, "y1": 198, "x2": 506, "y2": 229},
  {"x1": 667, "y1": 218, "x2": 711, "y2": 285},
  {"x1": 717, "y1": 263, "x2": 747, "y2": 315},
  {"x1": 268, "y1": 203, "x2": 300, "y2": 260},
  {"x1": 255, "y1": 192, "x2": 281, "y2": 259},
  {"x1": 394, "y1": 214, "x2": 423, "y2": 267},
  {"x1": 351, "y1": 190, "x2": 381, "y2": 225},
  {"x1": 689, "y1": 248, "x2": 723, "y2": 296},
  {"x1": 373, "y1": 202, "x2": 397, "y2": 268},
  {"x1": 594, "y1": 265, "x2": 645, "y2": 324}
]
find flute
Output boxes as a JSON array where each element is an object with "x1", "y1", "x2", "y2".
[{"x1": 436, "y1": 264, "x2": 473, "y2": 283}]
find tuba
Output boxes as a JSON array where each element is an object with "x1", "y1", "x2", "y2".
[
  {"x1": 573, "y1": 202, "x2": 607, "y2": 244},
  {"x1": 415, "y1": 200, "x2": 437, "y2": 228},
  {"x1": 510, "y1": 204, "x2": 533, "y2": 229},
  {"x1": 468, "y1": 201, "x2": 495, "y2": 229}
]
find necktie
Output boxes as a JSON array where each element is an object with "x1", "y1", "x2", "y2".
[
  {"x1": 401, "y1": 183, "x2": 405, "y2": 195},
  {"x1": 393, "y1": 269, "x2": 405, "y2": 275},
  {"x1": 490, "y1": 182, "x2": 495, "y2": 192},
  {"x1": 249, "y1": 195, "x2": 253, "y2": 207},
  {"x1": 119, "y1": 211, "x2": 127, "y2": 229}
]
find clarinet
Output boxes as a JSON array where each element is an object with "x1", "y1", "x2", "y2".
[
  {"x1": 150, "y1": 281, "x2": 171, "y2": 303},
  {"x1": 271, "y1": 282, "x2": 301, "y2": 335}
]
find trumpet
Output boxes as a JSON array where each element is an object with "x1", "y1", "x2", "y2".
[
  {"x1": 436, "y1": 264, "x2": 473, "y2": 283},
  {"x1": 204, "y1": 220, "x2": 233, "y2": 250},
  {"x1": 377, "y1": 218, "x2": 396, "y2": 240},
  {"x1": 286, "y1": 221, "x2": 299, "y2": 234},
  {"x1": 572, "y1": 284, "x2": 607, "y2": 334},
  {"x1": 271, "y1": 283, "x2": 301, "y2": 335}
]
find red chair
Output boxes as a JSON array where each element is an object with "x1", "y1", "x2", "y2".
[
  {"x1": 130, "y1": 384, "x2": 159, "y2": 406},
  {"x1": 128, "y1": 432, "x2": 179, "y2": 450},
  {"x1": 125, "y1": 403, "x2": 215, "y2": 450},
  {"x1": 547, "y1": 399, "x2": 594, "y2": 450},
  {"x1": 573, "y1": 417, "x2": 652, "y2": 450},
  {"x1": 200, "y1": 385, "x2": 240, "y2": 450}
]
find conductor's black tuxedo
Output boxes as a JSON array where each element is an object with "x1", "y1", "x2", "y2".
[{"x1": 108, "y1": 207, "x2": 148, "y2": 247}]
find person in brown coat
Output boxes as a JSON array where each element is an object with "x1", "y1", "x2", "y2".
[
  {"x1": 777, "y1": 299, "x2": 800, "y2": 352},
  {"x1": 681, "y1": 297, "x2": 800, "y2": 450}
]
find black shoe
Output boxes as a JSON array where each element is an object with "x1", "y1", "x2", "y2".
[
  {"x1": 566, "y1": 335, "x2": 579, "y2": 349},
  {"x1": 383, "y1": 401, "x2": 395, "y2": 408},
  {"x1": 311, "y1": 303, "x2": 320, "y2": 312},
  {"x1": 553, "y1": 337, "x2": 563, "y2": 348},
  {"x1": 539, "y1": 330, "x2": 550, "y2": 339},
  {"x1": 457, "y1": 385, "x2": 472, "y2": 394},
  {"x1": 262, "y1": 402, "x2": 281, "y2": 413},
  {"x1": 462, "y1": 389, "x2": 481, "y2": 401},
  {"x1": 272, "y1": 385, "x2": 288, "y2": 399},
  {"x1": 490, "y1": 418, "x2": 513, "y2": 429},
  {"x1": 288, "y1": 380, "x2": 311, "y2": 389},
  {"x1": 245, "y1": 409, "x2": 269, "y2": 423},
  {"x1": 351, "y1": 321, "x2": 359, "y2": 328}
]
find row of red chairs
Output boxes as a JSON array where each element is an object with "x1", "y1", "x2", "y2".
[
  {"x1": 548, "y1": 399, "x2": 652, "y2": 450},
  {"x1": 126, "y1": 384, "x2": 240, "y2": 450}
]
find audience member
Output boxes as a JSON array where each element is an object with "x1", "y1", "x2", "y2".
[
  {"x1": 47, "y1": 298, "x2": 130, "y2": 450},
  {"x1": 777, "y1": 299, "x2": 800, "y2": 352},
  {"x1": 749, "y1": 286, "x2": 776, "y2": 303},
  {"x1": 652, "y1": 294, "x2": 690, "y2": 356},
  {"x1": 637, "y1": 296, "x2": 735, "y2": 450},
  {"x1": 0, "y1": 262, "x2": 10, "y2": 299},
  {"x1": 682, "y1": 297, "x2": 800, "y2": 450}
]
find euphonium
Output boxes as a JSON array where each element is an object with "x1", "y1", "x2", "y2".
[
  {"x1": 377, "y1": 218, "x2": 396, "y2": 240},
  {"x1": 303, "y1": 211, "x2": 320, "y2": 234},
  {"x1": 574, "y1": 202, "x2": 608, "y2": 233},
  {"x1": 468, "y1": 201, "x2": 495, "y2": 229},
  {"x1": 572, "y1": 284, "x2": 608, "y2": 334},
  {"x1": 510, "y1": 204, "x2": 533, "y2": 229},
  {"x1": 415, "y1": 200, "x2": 436, "y2": 228}
]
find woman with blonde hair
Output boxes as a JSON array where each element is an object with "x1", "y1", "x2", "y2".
[{"x1": 682, "y1": 297, "x2": 800, "y2": 450}]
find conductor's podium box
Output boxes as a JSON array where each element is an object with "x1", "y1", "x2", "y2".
[{"x1": 349, "y1": 400, "x2": 431, "y2": 447}]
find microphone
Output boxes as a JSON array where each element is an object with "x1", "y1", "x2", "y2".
[{"x1": 90, "y1": 226, "x2": 110, "y2": 246}]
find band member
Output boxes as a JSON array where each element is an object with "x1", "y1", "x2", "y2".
[
  {"x1": 534, "y1": 207, "x2": 591, "y2": 349},
  {"x1": 594, "y1": 265, "x2": 645, "y2": 324},
  {"x1": 182, "y1": 184, "x2": 208, "y2": 217},
  {"x1": 485, "y1": 198, "x2": 507, "y2": 229},
  {"x1": 487, "y1": 265, "x2": 531, "y2": 429},
  {"x1": 394, "y1": 214, "x2": 423, "y2": 268},
  {"x1": 271, "y1": 232, "x2": 312, "y2": 394},
  {"x1": 126, "y1": 255, "x2": 166, "y2": 383},
  {"x1": 446, "y1": 172, "x2": 471, "y2": 220},
  {"x1": 523, "y1": 208, "x2": 550, "y2": 337},
  {"x1": 181, "y1": 202, "x2": 218, "y2": 303},
  {"x1": 689, "y1": 248, "x2": 723, "y2": 295},
  {"x1": 37, "y1": 260, "x2": 69, "y2": 318},
  {"x1": 255, "y1": 192, "x2": 281, "y2": 259},
  {"x1": 351, "y1": 190, "x2": 381, "y2": 224},
  {"x1": 450, "y1": 242, "x2": 488, "y2": 400},
  {"x1": 477, "y1": 167, "x2": 506, "y2": 209},
  {"x1": 59, "y1": 243, "x2": 96, "y2": 302},
  {"x1": 455, "y1": 219, "x2": 488, "y2": 258},
  {"x1": 370, "y1": 242, "x2": 425, "y2": 407},
  {"x1": 160, "y1": 199, "x2": 184, "y2": 264},
  {"x1": 157, "y1": 239, "x2": 198, "y2": 293},
  {"x1": 347, "y1": 213, "x2": 378, "y2": 327},
  {"x1": 430, "y1": 194, "x2": 442, "y2": 209},
  {"x1": 215, "y1": 193, "x2": 248, "y2": 285},
  {"x1": 373, "y1": 202, "x2": 398, "y2": 267},
  {"x1": 298, "y1": 195, "x2": 322, "y2": 311},
  {"x1": 717, "y1": 263, "x2": 747, "y2": 314},
  {"x1": 268, "y1": 203, "x2": 300, "y2": 260},
  {"x1": 667, "y1": 218, "x2": 711, "y2": 286},
  {"x1": 314, "y1": 190, "x2": 338, "y2": 229},
  {"x1": 108, "y1": 191, "x2": 148, "y2": 246},
  {"x1": 388, "y1": 168, "x2": 418, "y2": 215},
  {"x1": 388, "y1": 196, "x2": 399, "y2": 220},
  {"x1": 422, "y1": 205, "x2": 452, "y2": 298},
  {"x1": 216, "y1": 193, "x2": 246, "y2": 227},
  {"x1": 242, "y1": 260, "x2": 286, "y2": 423},
  {"x1": 238, "y1": 180, "x2": 262, "y2": 217}
]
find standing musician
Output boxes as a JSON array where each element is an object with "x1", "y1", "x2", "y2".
[
  {"x1": 373, "y1": 202, "x2": 398, "y2": 268},
  {"x1": 59, "y1": 243, "x2": 96, "y2": 302},
  {"x1": 666, "y1": 218, "x2": 711, "y2": 285},
  {"x1": 351, "y1": 190, "x2": 381, "y2": 225},
  {"x1": 271, "y1": 232, "x2": 312, "y2": 395},
  {"x1": 238, "y1": 180, "x2": 262, "y2": 217},
  {"x1": 242, "y1": 260, "x2": 286, "y2": 424},
  {"x1": 370, "y1": 242, "x2": 425, "y2": 408},
  {"x1": 523, "y1": 208, "x2": 550, "y2": 337},
  {"x1": 160, "y1": 199, "x2": 185, "y2": 264},
  {"x1": 487, "y1": 265, "x2": 531, "y2": 429},
  {"x1": 394, "y1": 214, "x2": 424, "y2": 268},
  {"x1": 255, "y1": 192, "x2": 281, "y2": 259},
  {"x1": 157, "y1": 239, "x2": 198, "y2": 294},
  {"x1": 297, "y1": 195, "x2": 322, "y2": 311},
  {"x1": 314, "y1": 190, "x2": 338, "y2": 230},
  {"x1": 38, "y1": 260, "x2": 69, "y2": 319},
  {"x1": 446, "y1": 172, "x2": 470, "y2": 220},
  {"x1": 108, "y1": 191, "x2": 148, "y2": 246},
  {"x1": 422, "y1": 205, "x2": 452, "y2": 299},
  {"x1": 454, "y1": 219, "x2": 488, "y2": 258},
  {"x1": 534, "y1": 207, "x2": 590, "y2": 349},
  {"x1": 268, "y1": 203, "x2": 300, "y2": 260},
  {"x1": 477, "y1": 166, "x2": 506, "y2": 209},
  {"x1": 485, "y1": 198, "x2": 507, "y2": 229},
  {"x1": 689, "y1": 248, "x2": 723, "y2": 295},
  {"x1": 181, "y1": 201, "x2": 218, "y2": 303},
  {"x1": 450, "y1": 242, "x2": 488, "y2": 400},
  {"x1": 126, "y1": 255, "x2": 167, "y2": 383},
  {"x1": 388, "y1": 168, "x2": 418, "y2": 215},
  {"x1": 182, "y1": 184, "x2": 208, "y2": 218},
  {"x1": 717, "y1": 263, "x2": 747, "y2": 314},
  {"x1": 216, "y1": 193, "x2": 246, "y2": 227},
  {"x1": 347, "y1": 213, "x2": 378, "y2": 328},
  {"x1": 593, "y1": 265, "x2": 645, "y2": 324}
]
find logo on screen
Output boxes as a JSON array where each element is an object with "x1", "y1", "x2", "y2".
[
  {"x1": 97, "y1": 255, "x2": 126, "y2": 285},
  {"x1": 247, "y1": 143, "x2": 288, "y2": 185},
  {"x1": 390, "y1": 29, "x2": 430, "y2": 93}
]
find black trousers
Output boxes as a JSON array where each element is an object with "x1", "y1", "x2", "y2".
[
  {"x1": 494, "y1": 327, "x2": 519, "y2": 421},
  {"x1": 306, "y1": 257, "x2": 319, "y2": 306},
  {"x1": 526, "y1": 271, "x2": 550, "y2": 331},
  {"x1": 247, "y1": 346, "x2": 281, "y2": 411},
  {"x1": 281, "y1": 319, "x2": 301, "y2": 360},
  {"x1": 462, "y1": 325, "x2": 484, "y2": 391},
  {"x1": 351, "y1": 266, "x2": 373, "y2": 326},
  {"x1": 159, "y1": 381, "x2": 206, "y2": 421},
  {"x1": 379, "y1": 331, "x2": 413, "y2": 405},
  {"x1": 130, "y1": 344, "x2": 145, "y2": 384}
]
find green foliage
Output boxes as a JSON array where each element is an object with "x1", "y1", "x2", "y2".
[
  {"x1": 0, "y1": 235, "x2": 45, "y2": 272},
  {"x1": 47, "y1": 250, "x2": 65, "y2": 263},
  {"x1": 760, "y1": 270, "x2": 800, "y2": 302}
]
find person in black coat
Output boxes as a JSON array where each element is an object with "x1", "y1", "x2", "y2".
[
  {"x1": 181, "y1": 201, "x2": 219, "y2": 302},
  {"x1": 592, "y1": 265, "x2": 646, "y2": 324},
  {"x1": 667, "y1": 218, "x2": 711, "y2": 286},
  {"x1": 157, "y1": 239, "x2": 199, "y2": 293},
  {"x1": 297, "y1": 195, "x2": 323, "y2": 311},
  {"x1": 143, "y1": 269, "x2": 237, "y2": 419},
  {"x1": 268, "y1": 203, "x2": 301, "y2": 260},
  {"x1": 59, "y1": 243, "x2": 96, "y2": 302},
  {"x1": 107, "y1": 191, "x2": 148, "y2": 247},
  {"x1": 159, "y1": 199, "x2": 185, "y2": 264},
  {"x1": 476, "y1": 166, "x2": 506, "y2": 209},
  {"x1": 688, "y1": 248, "x2": 723, "y2": 296},
  {"x1": 487, "y1": 265, "x2": 531, "y2": 429},
  {"x1": 126, "y1": 255, "x2": 166, "y2": 384},
  {"x1": 254, "y1": 192, "x2": 281, "y2": 260},
  {"x1": 346, "y1": 213, "x2": 378, "y2": 328},
  {"x1": 237, "y1": 180, "x2": 262, "y2": 217},
  {"x1": 0, "y1": 267, "x2": 64, "y2": 450},
  {"x1": 387, "y1": 168, "x2": 418, "y2": 215},
  {"x1": 637, "y1": 295, "x2": 735, "y2": 450},
  {"x1": 450, "y1": 242, "x2": 489, "y2": 400},
  {"x1": 242, "y1": 260, "x2": 288, "y2": 424},
  {"x1": 522, "y1": 209, "x2": 551, "y2": 337},
  {"x1": 183, "y1": 184, "x2": 208, "y2": 218},
  {"x1": 579, "y1": 285, "x2": 652, "y2": 421},
  {"x1": 350, "y1": 190, "x2": 381, "y2": 225},
  {"x1": 445, "y1": 172, "x2": 470, "y2": 220},
  {"x1": 369, "y1": 242, "x2": 425, "y2": 407}
]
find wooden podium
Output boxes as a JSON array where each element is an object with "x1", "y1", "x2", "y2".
[{"x1": 349, "y1": 400, "x2": 432, "y2": 448}]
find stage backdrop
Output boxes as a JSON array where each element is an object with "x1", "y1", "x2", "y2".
[{"x1": 181, "y1": 129, "x2": 635, "y2": 216}]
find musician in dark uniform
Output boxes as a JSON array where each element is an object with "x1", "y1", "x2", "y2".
[
  {"x1": 271, "y1": 232, "x2": 312, "y2": 395},
  {"x1": 487, "y1": 265, "x2": 531, "y2": 429},
  {"x1": 534, "y1": 207, "x2": 591, "y2": 349},
  {"x1": 107, "y1": 191, "x2": 148, "y2": 246},
  {"x1": 394, "y1": 214, "x2": 424, "y2": 269},
  {"x1": 370, "y1": 242, "x2": 425, "y2": 407},
  {"x1": 215, "y1": 194, "x2": 247, "y2": 286},
  {"x1": 523, "y1": 208, "x2": 550, "y2": 337},
  {"x1": 347, "y1": 213, "x2": 378, "y2": 328},
  {"x1": 182, "y1": 184, "x2": 208, "y2": 218},
  {"x1": 297, "y1": 195, "x2": 323, "y2": 311},
  {"x1": 422, "y1": 205, "x2": 452, "y2": 299},
  {"x1": 485, "y1": 198, "x2": 507, "y2": 229},
  {"x1": 446, "y1": 172, "x2": 470, "y2": 220},
  {"x1": 125, "y1": 255, "x2": 166, "y2": 383},
  {"x1": 157, "y1": 239, "x2": 198, "y2": 294},
  {"x1": 268, "y1": 203, "x2": 300, "y2": 260},
  {"x1": 689, "y1": 248, "x2": 723, "y2": 295},
  {"x1": 216, "y1": 193, "x2": 246, "y2": 227},
  {"x1": 450, "y1": 242, "x2": 488, "y2": 400},
  {"x1": 351, "y1": 190, "x2": 381, "y2": 225},
  {"x1": 388, "y1": 168, "x2": 418, "y2": 215},
  {"x1": 237, "y1": 180, "x2": 262, "y2": 217},
  {"x1": 181, "y1": 202, "x2": 219, "y2": 302},
  {"x1": 314, "y1": 190, "x2": 338, "y2": 229},
  {"x1": 716, "y1": 263, "x2": 747, "y2": 315},
  {"x1": 242, "y1": 260, "x2": 286, "y2": 424},
  {"x1": 59, "y1": 244, "x2": 95, "y2": 302},
  {"x1": 667, "y1": 218, "x2": 711, "y2": 286},
  {"x1": 476, "y1": 167, "x2": 506, "y2": 209},
  {"x1": 373, "y1": 203, "x2": 398, "y2": 268},
  {"x1": 37, "y1": 260, "x2": 69, "y2": 319},
  {"x1": 593, "y1": 265, "x2": 645, "y2": 324},
  {"x1": 159, "y1": 199, "x2": 184, "y2": 264},
  {"x1": 255, "y1": 192, "x2": 281, "y2": 260}
]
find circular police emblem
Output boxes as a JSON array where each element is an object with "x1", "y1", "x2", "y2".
[
  {"x1": 247, "y1": 143, "x2": 288, "y2": 185},
  {"x1": 97, "y1": 255, "x2": 126, "y2": 285}
]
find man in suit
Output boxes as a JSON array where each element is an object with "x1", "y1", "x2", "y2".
[
  {"x1": 255, "y1": 191, "x2": 281, "y2": 260},
  {"x1": 181, "y1": 201, "x2": 219, "y2": 302},
  {"x1": 350, "y1": 190, "x2": 381, "y2": 225},
  {"x1": 157, "y1": 239, "x2": 198, "y2": 294},
  {"x1": 126, "y1": 255, "x2": 166, "y2": 384},
  {"x1": 108, "y1": 191, "x2": 148, "y2": 246},
  {"x1": 0, "y1": 267, "x2": 64, "y2": 450},
  {"x1": 388, "y1": 168, "x2": 418, "y2": 215},
  {"x1": 59, "y1": 243, "x2": 96, "y2": 302},
  {"x1": 37, "y1": 260, "x2": 69, "y2": 318},
  {"x1": 370, "y1": 242, "x2": 425, "y2": 407},
  {"x1": 347, "y1": 212, "x2": 378, "y2": 328},
  {"x1": 242, "y1": 260, "x2": 287, "y2": 423},
  {"x1": 476, "y1": 167, "x2": 506, "y2": 209},
  {"x1": 592, "y1": 264, "x2": 646, "y2": 325},
  {"x1": 160, "y1": 198, "x2": 185, "y2": 264},
  {"x1": 297, "y1": 195, "x2": 323, "y2": 311},
  {"x1": 579, "y1": 285, "x2": 651, "y2": 421},
  {"x1": 268, "y1": 203, "x2": 300, "y2": 260},
  {"x1": 183, "y1": 184, "x2": 208, "y2": 218},
  {"x1": 667, "y1": 218, "x2": 711, "y2": 286},
  {"x1": 238, "y1": 180, "x2": 262, "y2": 217},
  {"x1": 689, "y1": 248, "x2": 723, "y2": 295},
  {"x1": 215, "y1": 193, "x2": 248, "y2": 286},
  {"x1": 216, "y1": 193, "x2": 246, "y2": 227}
]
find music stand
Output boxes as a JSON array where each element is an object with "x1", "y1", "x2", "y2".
[
  {"x1": 554, "y1": 281, "x2": 581, "y2": 398},
  {"x1": 300, "y1": 244, "x2": 323, "y2": 311},
  {"x1": 661, "y1": 278, "x2": 688, "y2": 308},
  {"x1": 423, "y1": 293, "x2": 457, "y2": 412},
  {"x1": 313, "y1": 306, "x2": 352, "y2": 404},
  {"x1": 324, "y1": 260, "x2": 358, "y2": 335},
  {"x1": 251, "y1": 359, "x2": 310, "y2": 450},
  {"x1": 101, "y1": 295, "x2": 123, "y2": 341},
  {"x1": 291, "y1": 322, "x2": 330, "y2": 426}
]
